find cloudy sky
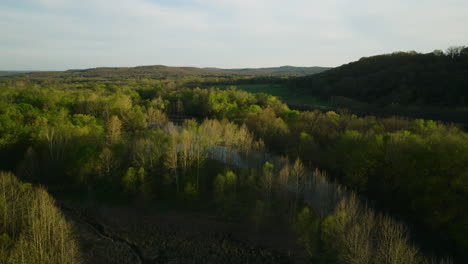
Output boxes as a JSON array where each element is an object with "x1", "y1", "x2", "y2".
[{"x1": 1, "y1": 0, "x2": 467, "y2": 70}]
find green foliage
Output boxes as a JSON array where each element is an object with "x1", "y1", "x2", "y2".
[
  {"x1": 214, "y1": 170, "x2": 237, "y2": 196},
  {"x1": 214, "y1": 170, "x2": 238, "y2": 215},
  {"x1": 289, "y1": 51, "x2": 468, "y2": 107},
  {"x1": 261, "y1": 162, "x2": 274, "y2": 200},
  {"x1": 122, "y1": 167, "x2": 137, "y2": 193},
  {"x1": 294, "y1": 207, "x2": 321, "y2": 259},
  {"x1": 0, "y1": 66, "x2": 466, "y2": 262},
  {"x1": 122, "y1": 167, "x2": 147, "y2": 195},
  {"x1": 183, "y1": 182, "x2": 198, "y2": 201},
  {"x1": 293, "y1": 197, "x2": 449, "y2": 264},
  {"x1": 299, "y1": 132, "x2": 312, "y2": 143}
]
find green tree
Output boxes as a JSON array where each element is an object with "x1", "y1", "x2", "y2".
[
  {"x1": 122, "y1": 167, "x2": 138, "y2": 193},
  {"x1": 261, "y1": 162, "x2": 274, "y2": 202},
  {"x1": 106, "y1": 115, "x2": 123, "y2": 145},
  {"x1": 214, "y1": 171, "x2": 237, "y2": 215}
]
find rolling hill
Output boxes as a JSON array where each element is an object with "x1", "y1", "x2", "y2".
[
  {"x1": 2, "y1": 65, "x2": 329, "y2": 80},
  {"x1": 287, "y1": 50, "x2": 468, "y2": 107}
]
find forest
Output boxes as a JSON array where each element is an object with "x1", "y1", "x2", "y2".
[
  {"x1": 287, "y1": 47, "x2": 468, "y2": 107},
  {"x1": 282, "y1": 48, "x2": 468, "y2": 125},
  {"x1": 0, "y1": 60, "x2": 467, "y2": 263}
]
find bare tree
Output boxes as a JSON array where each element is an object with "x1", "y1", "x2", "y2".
[
  {"x1": 375, "y1": 215, "x2": 420, "y2": 264},
  {"x1": 132, "y1": 135, "x2": 164, "y2": 170},
  {"x1": 44, "y1": 126, "x2": 68, "y2": 161},
  {"x1": 179, "y1": 130, "x2": 196, "y2": 171},
  {"x1": 147, "y1": 108, "x2": 168, "y2": 128},
  {"x1": 446, "y1": 46, "x2": 466, "y2": 58},
  {"x1": 98, "y1": 147, "x2": 115, "y2": 179},
  {"x1": 1, "y1": 172, "x2": 81, "y2": 264}
]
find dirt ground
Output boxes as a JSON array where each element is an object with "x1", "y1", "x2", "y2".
[
  {"x1": 59, "y1": 201, "x2": 307, "y2": 264},
  {"x1": 60, "y1": 201, "x2": 309, "y2": 264}
]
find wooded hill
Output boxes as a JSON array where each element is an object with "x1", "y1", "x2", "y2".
[
  {"x1": 287, "y1": 48, "x2": 468, "y2": 108},
  {"x1": 3, "y1": 65, "x2": 329, "y2": 80},
  {"x1": 0, "y1": 71, "x2": 33, "y2": 77},
  {"x1": 215, "y1": 66, "x2": 329, "y2": 76}
]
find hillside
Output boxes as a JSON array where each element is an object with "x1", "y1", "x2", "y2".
[
  {"x1": 287, "y1": 49, "x2": 468, "y2": 107},
  {"x1": 3, "y1": 65, "x2": 329, "y2": 80},
  {"x1": 219, "y1": 66, "x2": 329, "y2": 75},
  {"x1": 0, "y1": 71, "x2": 34, "y2": 77}
]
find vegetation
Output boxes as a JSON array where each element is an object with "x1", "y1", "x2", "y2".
[
  {"x1": 0, "y1": 71, "x2": 32, "y2": 77},
  {"x1": 288, "y1": 47, "x2": 468, "y2": 107},
  {"x1": 282, "y1": 47, "x2": 468, "y2": 125},
  {"x1": 6, "y1": 65, "x2": 327, "y2": 80},
  {"x1": 213, "y1": 83, "x2": 329, "y2": 106},
  {"x1": 0, "y1": 57, "x2": 466, "y2": 263},
  {"x1": 0, "y1": 172, "x2": 81, "y2": 264},
  {"x1": 203, "y1": 47, "x2": 468, "y2": 125},
  {"x1": 295, "y1": 193, "x2": 454, "y2": 264}
]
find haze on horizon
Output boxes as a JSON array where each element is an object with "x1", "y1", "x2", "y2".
[{"x1": 1, "y1": 0, "x2": 468, "y2": 71}]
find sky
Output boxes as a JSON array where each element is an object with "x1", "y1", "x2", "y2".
[{"x1": 1, "y1": 0, "x2": 468, "y2": 70}]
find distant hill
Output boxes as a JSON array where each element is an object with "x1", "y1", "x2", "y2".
[
  {"x1": 219, "y1": 66, "x2": 329, "y2": 75},
  {"x1": 3, "y1": 65, "x2": 329, "y2": 80},
  {"x1": 288, "y1": 49, "x2": 468, "y2": 108},
  {"x1": 0, "y1": 71, "x2": 34, "y2": 77}
]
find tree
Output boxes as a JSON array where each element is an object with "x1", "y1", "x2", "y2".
[
  {"x1": 446, "y1": 46, "x2": 465, "y2": 58},
  {"x1": 17, "y1": 147, "x2": 38, "y2": 181},
  {"x1": 0, "y1": 172, "x2": 81, "y2": 264},
  {"x1": 106, "y1": 115, "x2": 122, "y2": 145},
  {"x1": 278, "y1": 161, "x2": 290, "y2": 204},
  {"x1": 294, "y1": 207, "x2": 320, "y2": 257},
  {"x1": 122, "y1": 167, "x2": 138, "y2": 193},
  {"x1": 261, "y1": 162, "x2": 274, "y2": 202},
  {"x1": 149, "y1": 96, "x2": 167, "y2": 110},
  {"x1": 214, "y1": 171, "x2": 237, "y2": 215},
  {"x1": 122, "y1": 167, "x2": 149, "y2": 197},
  {"x1": 461, "y1": 46, "x2": 468, "y2": 56},
  {"x1": 137, "y1": 167, "x2": 152, "y2": 198},
  {"x1": 42, "y1": 125, "x2": 69, "y2": 162},
  {"x1": 194, "y1": 134, "x2": 209, "y2": 188},
  {"x1": 179, "y1": 130, "x2": 196, "y2": 172},
  {"x1": 176, "y1": 99, "x2": 184, "y2": 114},
  {"x1": 433, "y1": 49, "x2": 444, "y2": 56},
  {"x1": 183, "y1": 182, "x2": 198, "y2": 202},
  {"x1": 291, "y1": 158, "x2": 307, "y2": 215},
  {"x1": 97, "y1": 147, "x2": 115, "y2": 179},
  {"x1": 131, "y1": 130, "x2": 166, "y2": 170},
  {"x1": 164, "y1": 136, "x2": 179, "y2": 193},
  {"x1": 147, "y1": 108, "x2": 168, "y2": 128}
]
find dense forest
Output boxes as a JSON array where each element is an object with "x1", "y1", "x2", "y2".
[
  {"x1": 0, "y1": 65, "x2": 466, "y2": 263},
  {"x1": 287, "y1": 47, "x2": 468, "y2": 107},
  {"x1": 279, "y1": 47, "x2": 468, "y2": 125}
]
